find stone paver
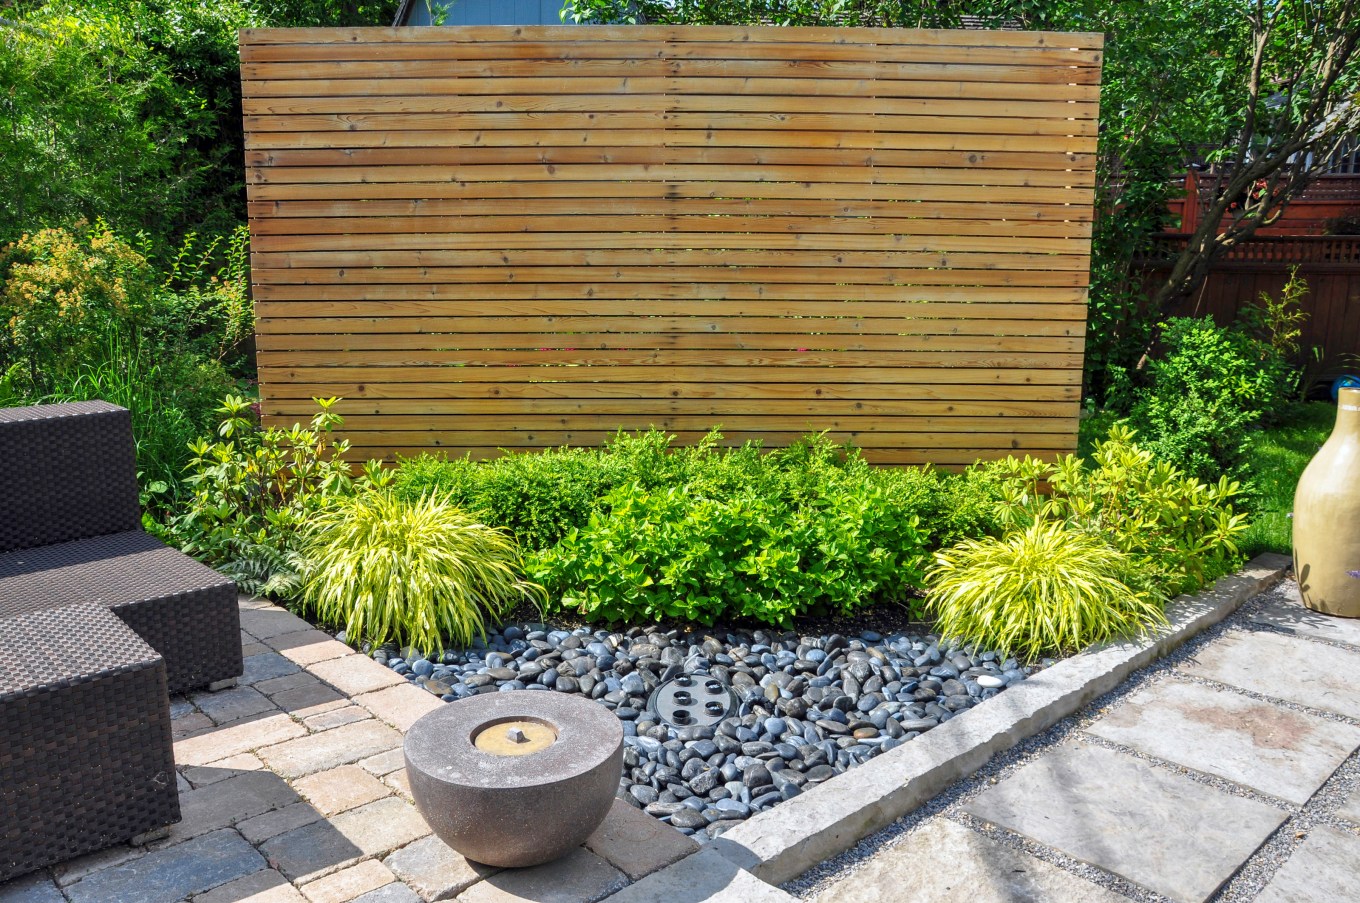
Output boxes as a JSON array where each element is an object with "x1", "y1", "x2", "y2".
[
  {"x1": 1248, "y1": 582, "x2": 1360, "y2": 649},
  {"x1": 360, "y1": 749, "x2": 407, "y2": 777},
  {"x1": 263, "y1": 798, "x2": 429, "y2": 884},
  {"x1": 239, "y1": 802, "x2": 325, "y2": 845},
  {"x1": 240, "y1": 607, "x2": 315, "y2": 641},
  {"x1": 273, "y1": 682, "x2": 349, "y2": 716},
  {"x1": 354, "y1": 684, "x2": 444, "y2": 732},
  {"x1": 306, "y1": 705, "x2": 375, "y2": 732},
  {"x1": 175, "y1": 713, "x2": 308, "y2": 767},
  {"x1": 310, "y1": 655, "x2": 409, "y2": 697},
  {"x1": 1336, "y1": 785, "x2": 1360, "y2": 826},
  {"x1": 257, "y1": 671, "x2": 329, "y2": 697},
  {"x1": 195, "y1": 868, "x2": 307, "y2": 903},
  {"x1": 811, "y1": 818, "x2": 1126, "y2": 903},
  {"x1": 294, "y1": 765, "x2": 394, "y2": 816},
  {"x1": 272, "y1": 629, "x2": 355, "y2": 667},
  {"x1": 192, "y1": 685, "x2": 277, "y2": 725},
  {"x1": 243, "y1": 652, "x2": 304, "y2": 686},
  {"x1": 584, "y1": 799, "x2": 699, "y2": 881},
  {"x1": 353, "y1": 885, "x2": 423, "y2": 903},
  {"x1": 63, "y1": 829, "x2": 264, "y2": 903},
  {"x1": 299, "y1": 859, "x2": 398, "y2": 903},
  {"x1": 965, "y1": 742, "x2": 1287, "y2": 903},
  {"x1": 600, "y1": 847, "x2": 794, "y2": 903},
  {"x1": 0, "y1": 872, "x2": 64, "y2": 902},
  {"x1": 1086, "y1": 678, "x2": 1360, "y2": 804},
  {"x1": 258, "y1": 719, "x2": 404, "y2": 779},
  {"x1": 1180, "y1": 628, "x2": 1360, "y2": 719},
  {"x1": 455, "y1": 848, "x2": 627, "y2": 903},
  {"x1": 1254, "y1": 825, "x2": 1360, "y2": 903},
  {"x1": 163, "y1": 769, "x2": 302, "y2": 844},
  {"x1": 50, "y1": 844, "x2": 141, "y2": 886},
  {"x1": 384, "y1": 835, "x2": 498, "y2": 901},
  {"x1": 183, "y1": 752, "x2": 267, "y2": 788},
  {"x1": 174, "y1": 711, "x2": 215, "y2": 739}
]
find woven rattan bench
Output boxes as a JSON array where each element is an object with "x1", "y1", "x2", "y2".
[
  {"x1": 0, "y1": 401, "x2": 242, "y2": 694},
  {"x1": 0, "y1": 604, "x2": 180, "y2": 881}
]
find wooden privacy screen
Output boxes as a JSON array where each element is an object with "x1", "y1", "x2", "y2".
[{"x1": 241, "y1": 25, "x2": 1103, "y2": 466}]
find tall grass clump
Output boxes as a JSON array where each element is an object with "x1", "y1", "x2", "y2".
[
  {"x1": 301, "y1": 491, "x2": 545, "y2": 654},
  {"x1": 926, "y1": 520, "x2": 1167, "y2": 660}
]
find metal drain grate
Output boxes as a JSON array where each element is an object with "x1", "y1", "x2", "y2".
[{"x1": 646, "y1": 675, "x2": 739, "y2": 728}]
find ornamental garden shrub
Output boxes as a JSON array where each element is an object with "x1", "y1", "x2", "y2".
[
  {"x1": 300, "y1": 491, "x2": 545, "y2": 654},
  {"x1": 1124, "y1": 316, "x2": 1293, "y2": 488},
  {"x1": 984, "y1": 425, "x2": 1248, "y2": 598},
  {"x1": 527, "y1": 437, "x2": 930, "y2": 627},
  {"x1": 926, "y1": 519, "x2": 1168, "y2": 660}
]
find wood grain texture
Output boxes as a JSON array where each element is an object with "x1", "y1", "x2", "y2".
[{"x1": 241, "y1": 25, "x2": 1100, "y2": 464}]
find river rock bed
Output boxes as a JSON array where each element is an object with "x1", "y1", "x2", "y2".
[{"x1": 367, "y1": 624, "x2": 1038, "y2": 840}]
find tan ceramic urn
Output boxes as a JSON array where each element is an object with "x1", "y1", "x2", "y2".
[{"x1": 1292, "y1": 387, "x2": 1360, "y2": 617}]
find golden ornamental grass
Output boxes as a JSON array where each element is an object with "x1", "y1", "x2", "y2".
[
  {"x1": 301, "y1": 491, "x2": 544, "y2": 654},
  {"x1": 926, "y1": 520, "x2": 1167, "y2": 661}
]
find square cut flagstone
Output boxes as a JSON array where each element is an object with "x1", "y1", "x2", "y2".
[
  {"x1": 355, "y1": 684, "x2": 444, "y2": 732},
  {"x1": 1248, "y1": 582, "x2": 1360, "y2": 650},
  {"x1": 584, "y1": 799, "x2": 699, "y2": 881},
  {"x1": 300, "y1": 859, "x2": 397, "y2": 903},
  {"x1": 258, "y1": 718, "x2": 403, "y2": 779},
  {"x1": 1255, "y1": 825, "x2": 1360, "y2": 903},
  {"x1": 263, "y1": 797, "x2": 429, "y2": 884},
  {"x1": 1086, "y1": 678, "x2": 1360, "y2": 804},
  {"x1": 175, "y1": 712, "x2": 308, "y2": 767},
  {"x1": 383, "y1": 834, "x2": 498, "y2": 901},
  {"x1": 1337, "y1": 785, "x2": 1360, "y2": 826},
  {"x1": 63, "y1": 829, "x2": 265, "y2": 903},
  {"x1": 311, "y1": 655, "x2": 409, "y2": 697},
  {"x1": 160, "y1": 769, "x2": 302, "y2": 844},
  {"x1": 454, "y1": 848, "x2": 628, "y2": 903},
  {"x1": 293, "y1": 764, "x2": 393, "y2": 816},
  {"x1": 1179, "y1": 629, "x2": 1360, "y2": 719},
  {"x1": 599, "y1": 847, "x2": 793, "y2": 903},
  {"x1": 810, "y1": 818, "x2": 1127, "y2": 903},
  {"x1": 964, "y1": 743, "x2": 1287, "y2": 903},
  {"x1": 191, "y1": 684, "x2": 277, "y2": 725},
  {"x1": 273, "y1": 629, "x2": 355, "y2": 666}
]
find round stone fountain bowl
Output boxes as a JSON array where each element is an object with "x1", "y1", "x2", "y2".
[{"x1": 403, "y1": 692, "x2": 624, "y2": 868}]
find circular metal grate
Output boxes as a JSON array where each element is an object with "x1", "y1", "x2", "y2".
[{"x1": 646, "y1": 675, "x2": 739, "y2": 728}]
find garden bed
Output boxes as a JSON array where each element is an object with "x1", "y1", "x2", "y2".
[{"x1": 363, "y1": 618, "x2": 1039, "y2": 839}]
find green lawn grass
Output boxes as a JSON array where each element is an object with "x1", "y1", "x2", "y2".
[{"x1": 1239, "y1": 401, "x2": 1336, "y2": 558}]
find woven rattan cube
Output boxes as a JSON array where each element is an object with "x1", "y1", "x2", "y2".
[
  {"x1": 0, "y1": 402, "x2": 243, "y2": 694},
  {"x1": 0, "y1": 604, "x2": 180, "y2": 881}
]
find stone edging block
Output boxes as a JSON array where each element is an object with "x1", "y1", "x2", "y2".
[{"x1": 704, "y1": 553, "x2": 1291, "y2": 886}]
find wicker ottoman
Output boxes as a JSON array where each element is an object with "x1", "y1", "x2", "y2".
[{"x1": 0, "y1": 604, "x2": 180, "y2": 881}]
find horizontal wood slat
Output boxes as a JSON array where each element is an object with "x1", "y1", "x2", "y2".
[{"x1": 242, "y1": 25, "x2": 1099, "y2": 465}]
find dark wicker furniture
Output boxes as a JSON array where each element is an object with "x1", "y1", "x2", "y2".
[
  {"x1": 0, "y1": 604, "x2": 180, "y2": 881},
  {"x1": 0, "y1": 401, "x2": 242, "y2": 694}
]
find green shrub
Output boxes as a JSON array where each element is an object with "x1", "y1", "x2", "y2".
[
  {"x1": 529, "y1": 466, "x2": 927, "y2": 627},
  {"x1": 927, "y1": 519, "x2": 1168, "y2": 660},
  {"x1": 1128, "y1": 316, "x2": 1291, "y2": 485},
  {"x1": 301, "y1": 491, "x2": 544, "y2": 654},
  {"x1": 985, "y1": 424, "x2": 1248, "y2": 597},
  {"x1": 159, "y1": 395, "x2": 381, "y2": 599}
]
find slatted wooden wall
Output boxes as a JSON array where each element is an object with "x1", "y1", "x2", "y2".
[{"x1": 241, "y1": 25, "x2": 1102, "y2": 466}]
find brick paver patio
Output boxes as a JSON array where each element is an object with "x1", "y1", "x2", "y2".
[{"x1": 0, "y1": 596, "x2": 732, "y2": 903}]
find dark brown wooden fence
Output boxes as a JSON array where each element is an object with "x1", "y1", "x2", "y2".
[
  {"x1": 1144, "y1": 235, "x2": 1360, "y2": 369},
  {"x1": 241, "y1": 25, "x2": 1103, "y2": 465}
]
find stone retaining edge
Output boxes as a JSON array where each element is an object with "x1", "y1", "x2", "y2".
[{"x1": 703, "y1": 552, "x2": 1293, "y2": 887}]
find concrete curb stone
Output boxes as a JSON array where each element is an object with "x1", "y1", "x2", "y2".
[{"x1": 705, "y1": 553, "x2": 1291, "y2": 886}]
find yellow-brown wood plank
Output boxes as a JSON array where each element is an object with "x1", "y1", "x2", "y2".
[{"x1": 242, "y1": 25, "x2": 1098, "y2": 465}]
